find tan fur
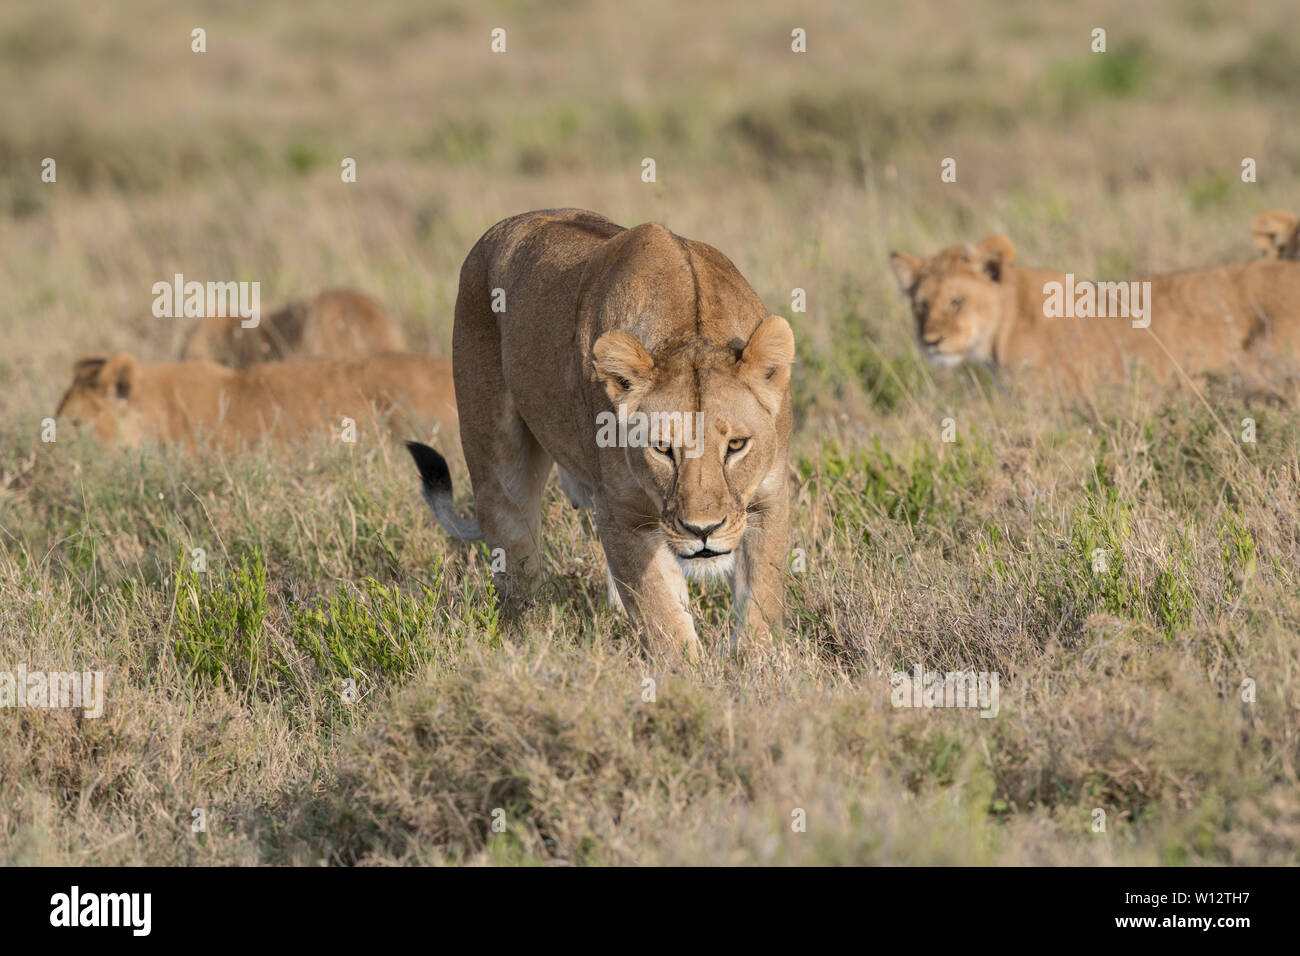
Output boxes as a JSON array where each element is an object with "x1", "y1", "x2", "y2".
[
  {"x1": 889, "y1": 235, "x2": 1300, "y2": 392},
  {"x1": 181, "y1": 289, "x2": 407, "y2": 367},
  {"x1": 432, "y1": 208, "x2": 795, "y2": 659},
  {"x1": 56, "y1": 352, "x2": 457, "y2": 450},
  {"x1": 1251, "y1": 210, "x2": 1300, "y2": 260}
]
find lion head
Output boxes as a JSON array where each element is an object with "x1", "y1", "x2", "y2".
[
  {"x1": 55, "y1": 354, "x2": 145, "y2": 445},
  {"x1": 889, "y1": 235, "x2": 1017, "y2": 367},
  {"x1": 1251, "y1": 210, "x2": 1300, "y2": 261},
  {"x1": 591, "y1": 315, "x2": 794, "y2": 577}
]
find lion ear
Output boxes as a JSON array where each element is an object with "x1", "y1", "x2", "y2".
[
  {"x1": 889, "y1": 252, "x2": 923, "y2": 295},
  {"x1": 98, "y1": 352, "x2": 140, "y2": 401},
  {"x1": 593, "y1": 331, "x2": 655, "y2": 404},
  {"x1": 740, "y1": 315, "x2": 795, "y2": 399},
  {"x1": 1252, "y1": 210, "x2": 1300, "y2": 259},
  {"x1": 976, "y1": 234, "x2": 1016, "y2": 282},
  {"x1": 71, "y1": 355, "x2": 109, "y2": 387}
]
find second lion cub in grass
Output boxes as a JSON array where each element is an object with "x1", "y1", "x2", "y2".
[
  {"x1": 56, "y1": 352, "x2": 457, "y2": 451},
  {"x1": 181, "y1": 289, "x2": 407, "y2": 368}
]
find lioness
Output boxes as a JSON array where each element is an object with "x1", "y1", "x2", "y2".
[
  {"x1": 56, "y1": 352, "x2": 456, "y2": 450},
  {"x1": 1251, "y1": 210, "x2": 1300, "y2": 260},
  {"x1": 406, "y1": 208, "x2": 795, "y2": 659},
  {"x1": 889, "y1": 236, "x2": 1300, "y2": 391},
  {"x1": 181, "y1": 289, "x2": 407, "y2": 367}
]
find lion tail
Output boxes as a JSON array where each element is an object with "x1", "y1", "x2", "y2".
[{"x1": 405, "y1": 441, "x2": 484, "y2": 541}]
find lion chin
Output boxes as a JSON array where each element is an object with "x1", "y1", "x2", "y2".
[
  {"x1": 675, "y1": 550, "x2": 736, "y2": 582},
  {"x1": 926, "y1": 350, "x2": 966, "y2": 369}
]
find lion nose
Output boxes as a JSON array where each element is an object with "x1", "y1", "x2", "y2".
[{"x1": 680, "y1": 519, "x2": 724, "y2": 541}]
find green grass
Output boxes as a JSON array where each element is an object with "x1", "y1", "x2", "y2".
[{"x1": 173, "y1": 547, "x2": 273, "y2": 691}]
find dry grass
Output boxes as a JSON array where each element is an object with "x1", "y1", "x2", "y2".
[{"x1": 1, "y1": 0, "x2": 1298, "y2": 865}]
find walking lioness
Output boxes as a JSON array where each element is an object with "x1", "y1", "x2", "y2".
[
  {"x1": 57, "y1": 352, "x2": 457, "y2": 450},
  {"x1": 406, "y1": 208, "x2": 796, "y2": 659}
]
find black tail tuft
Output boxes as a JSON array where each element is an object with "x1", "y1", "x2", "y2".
[
  {"x1": 405, "y1": 440, "x2": 483, "y2": 541},
  {"x1": 406, "y1": 441, "x2": 453, "y2": 495}
]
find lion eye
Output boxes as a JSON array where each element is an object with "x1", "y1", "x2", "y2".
[
  {"x1": 950, "y1": 296, "x2": 964, "y2": 309},
  {"x1": 726, "y1": 437, "x2": 749, "y2": 456},
  {"x1": 653, "y1": 441, "x2": 674, "y2": 459}
]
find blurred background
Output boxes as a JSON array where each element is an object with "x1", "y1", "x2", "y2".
[{"x1": 2, "y1": 0, "x2": 1297, "y2": 428}]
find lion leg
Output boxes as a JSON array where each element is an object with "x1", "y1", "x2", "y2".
[
  {"x1": 557, "y1": 467, "x2": 623, "y2": 610},
  {"x1": 467, "y1": 419, "x2": 553, "y2": 604},
  {"x1": 595, "y1": 505, "x2": 700, "y2": 661},
  {"x1": 452, "y1": 259, "x2": 553, "y2": 606},
  {"x1": 729, "y1": 487, "x2": 790, "y2": 650}
]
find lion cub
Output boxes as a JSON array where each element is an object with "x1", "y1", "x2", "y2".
[
  {"x1": 57, "y1": 352, "x2": 456, "y2": 450},
  {"x1": 1251, "y1": 210, "x2": 1300, "y2": 261},
  {"x1": 889, "y1": 235, "x2": 1300, "y2": 391},
  {"x1": 181, "y1": 289, "x2": 407, "y2": 368}
]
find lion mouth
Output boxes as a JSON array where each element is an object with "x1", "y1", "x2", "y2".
[{"x1": 682, "y1": 547, "x2": 731, "y2": 560}]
